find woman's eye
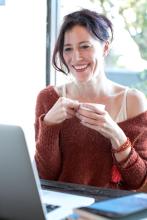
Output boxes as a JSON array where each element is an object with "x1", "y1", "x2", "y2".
[
  {"x1": 80, "y1": 45, "x2": 90, "y2": 49},
  {"x1": 64, "y1": 47, "x2": 72, "y2": 52}
]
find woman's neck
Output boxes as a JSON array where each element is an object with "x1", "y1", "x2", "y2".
[{"x1": 69, "y1": 75, "x2": 112, "y2": 103}]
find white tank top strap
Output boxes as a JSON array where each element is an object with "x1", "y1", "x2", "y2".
[
  {"x1": 61, "y1": 84, "x2": 67, "y2": 97},
  {"x1": 115, "y1": 88, "x2": 129, "y2": 123}
]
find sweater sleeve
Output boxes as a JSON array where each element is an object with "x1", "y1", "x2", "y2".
[
  {"x1": 115, "y1": 111, "x2": 147, "y2": 190},
  {"x1": 34, "y1": 86, "x2": 62, "y2": 180}
]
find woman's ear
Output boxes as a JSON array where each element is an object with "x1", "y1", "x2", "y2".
[{"x1": 103, "y1": 41, "x2": 110, "y2": 57}]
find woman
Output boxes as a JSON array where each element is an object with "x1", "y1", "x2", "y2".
[{"x1": 35, "y1": 9, "x2": 147, "y2": 190}]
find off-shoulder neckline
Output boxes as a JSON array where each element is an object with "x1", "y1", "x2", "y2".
[
  {"x1": 118, "y1": 110, "x2": 147, "y2": 125},
  {"x1": 47, "y1": 85, "x2": 147, "y2": 125}
]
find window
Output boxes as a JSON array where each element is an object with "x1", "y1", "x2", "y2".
[{"x1": 0, "y1": 0, "x2": 47, "y2": 156}]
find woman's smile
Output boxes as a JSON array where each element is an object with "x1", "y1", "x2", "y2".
[
  {"x1": 72, "y1": 64, "x2": 89, "y2": 71},
  {"x1": 63, "y1": 25, "x2": 106, "y2": 83}
]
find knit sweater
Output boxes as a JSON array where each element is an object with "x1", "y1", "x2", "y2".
[{"x1": 35, "y1": 85, "x2": 147, "y2": 190}]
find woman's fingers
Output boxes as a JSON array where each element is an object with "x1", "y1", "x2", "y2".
[
  {"x1": 61, "y1": 97, "x2": 79, "y2": 109},
  {"x1": 44, "y1": 97, "x2": 79, "y2": 125},
  {"x1": 76, "y1": 106, "x2": 106, "y2": 125},
  {"x1": 80, "y1": 103, "x2": 105, "y2": 114}
]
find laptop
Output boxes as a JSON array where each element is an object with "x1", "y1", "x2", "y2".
[{"x1": 0, "y1": 124, "x2": 94, "y2": 220}]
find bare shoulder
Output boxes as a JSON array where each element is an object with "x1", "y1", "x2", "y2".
[
  {"x1": 127, "y1": 88, "x2": 147, "y2": 117},
  {"x1": 54, "y1": 85, "x2": 63, "y2": 97}
]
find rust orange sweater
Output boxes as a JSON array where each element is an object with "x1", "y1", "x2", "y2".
[{"x1": 35, "y1": 86, "x2": 147, "y2": 190}]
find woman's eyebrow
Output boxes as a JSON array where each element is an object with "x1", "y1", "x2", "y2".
[
  {"x1": 64, "y1": 43, "x2": 72, "y2": 47},
  {"x1": 80, "y1": 41, "x2": 90, "y2": 44},
  {"x1": 64, "y1": 41, "x2": 90, "y2": 47}
]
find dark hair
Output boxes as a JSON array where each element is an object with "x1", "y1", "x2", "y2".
[{"x1": 52, "y1": 9, "x2": 113, "y2": 75}]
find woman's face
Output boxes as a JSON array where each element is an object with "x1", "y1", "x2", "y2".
[{"x1": 63, "y1": 25, "x2": 109, "y2": 83}]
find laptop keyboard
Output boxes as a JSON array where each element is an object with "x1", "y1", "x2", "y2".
[{"x1": 45, "y1": 204, "x2": 60, "y2": 213}]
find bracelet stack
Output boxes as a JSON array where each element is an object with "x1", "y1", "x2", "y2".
[{"x1": 112, "y1": 137, "x2": 132, "y2": 154}]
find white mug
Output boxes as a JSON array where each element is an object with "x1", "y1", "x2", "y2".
[{"x1": 80, "y1": 103, "x2": 105, "y2": 111}]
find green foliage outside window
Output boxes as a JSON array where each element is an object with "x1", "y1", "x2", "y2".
[{"x1": 93, "y1": 0, "x2": 147, "y2": 60}]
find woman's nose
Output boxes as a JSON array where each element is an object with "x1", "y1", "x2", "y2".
[{"x1": 72, "y1": 49, "x2": 83, "y2": 62}]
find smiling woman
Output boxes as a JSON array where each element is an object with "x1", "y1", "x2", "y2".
[
  {"x1": 34, "y1": 9, "x2": 147, "y2": 191},
  {"x1": 62, "y1": 25, "x2": 108, "y2": 83}
]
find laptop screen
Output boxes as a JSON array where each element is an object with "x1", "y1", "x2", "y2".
[{"x1": 0, "y1": 124, "x2": 94, "y2": 220}]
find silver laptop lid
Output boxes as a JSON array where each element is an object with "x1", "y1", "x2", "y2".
[{"x1": 0, "y1": 124, "x2": 47, "y2": 220}]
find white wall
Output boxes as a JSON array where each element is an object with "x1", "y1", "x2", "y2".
[{"x1": 0, "y1": 0, "x2": 46, "y2": 156}]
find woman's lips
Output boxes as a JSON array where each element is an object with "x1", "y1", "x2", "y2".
[{"x1": 72, "y1": 64, "x2": 89, "y2": 72}]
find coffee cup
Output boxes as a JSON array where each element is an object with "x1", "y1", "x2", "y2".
[{"x1": 80, "y1": 103, "x2": 105, "y2": 111}]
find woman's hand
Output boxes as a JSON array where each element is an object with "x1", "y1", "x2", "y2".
[
  {"x1": 76, "y1": 103, "x2": 127, "y2": 148},
  {"x1": 44, "y1": 97, "x2": 79, "y2": 126}
]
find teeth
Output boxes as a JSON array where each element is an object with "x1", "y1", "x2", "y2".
[{"x1": 74, "y1": 64, "x2": 88, "y2": 70}]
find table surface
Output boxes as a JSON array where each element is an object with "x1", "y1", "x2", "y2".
[
  {"x1": 40, "y1": 180, "x2": 147, "y2": 220},
  {"x1": 41, "y1": 179, "x2": 134, "y2": 201}
]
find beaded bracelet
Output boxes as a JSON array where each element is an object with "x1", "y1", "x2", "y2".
[{"x1": 112, "y1": 137, "x2": 132, "y2": 154}]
